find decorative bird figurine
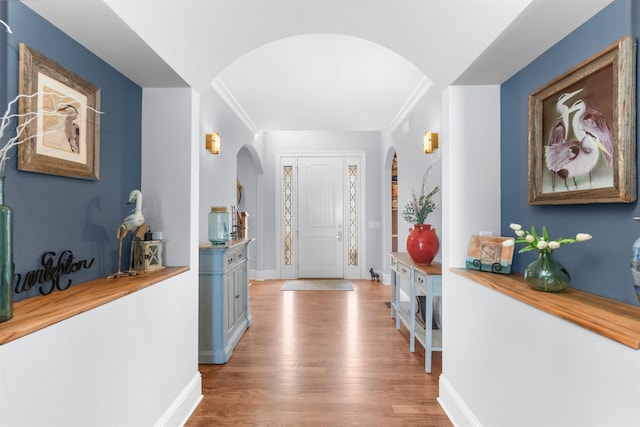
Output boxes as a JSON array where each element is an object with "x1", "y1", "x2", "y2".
[
  {"x1": 545, "y1": 98, "x2": 612, "y2": 191},
  {"x1": 108, "y1": 190, "x2": 146, "y2": 279},
  {"x1": 121, "y1": 189, "x2": 145, "y2": 234},
  {"x1": 56, "y1": 104, "x2": 80, "y2": 153}
]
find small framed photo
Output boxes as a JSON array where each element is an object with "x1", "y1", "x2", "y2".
[
  {"x1": 465, "y1": 235, "x2": 515, "y2": 275},
  {"x1": 18, "y1": 43, "x2": 101, "y2": 180},
  {"x1": 528, "y1": 36, "x2": 636, "y2": 205}
]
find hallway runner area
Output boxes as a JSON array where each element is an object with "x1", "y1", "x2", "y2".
[{"x1": 280, "y1": 279, "x2": 353, "y2": 291}]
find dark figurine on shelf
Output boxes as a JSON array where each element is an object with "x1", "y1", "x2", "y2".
[{"x1": 369, "y1": 268, "x2": 380, "y2": 281}]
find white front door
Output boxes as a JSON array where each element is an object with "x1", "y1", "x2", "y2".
[{"x1": 297, "y1": 157, "x2": 344, "y2": 278}]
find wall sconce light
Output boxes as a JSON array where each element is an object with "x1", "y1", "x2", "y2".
[
  {"x1": 423, "y1": 131, "x2": 438, "y2": 154},
  {"x1": 206, "y1": 132, "x2": 221, "y2": 154}
]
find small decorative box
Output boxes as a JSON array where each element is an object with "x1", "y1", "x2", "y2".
[{"x1": 133, "y1": 240, "x2": 165, "y2": 273}]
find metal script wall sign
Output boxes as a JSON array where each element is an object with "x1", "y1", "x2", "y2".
[{"x1": 13, "y1": 250, "x2": 95, "y2": 296}]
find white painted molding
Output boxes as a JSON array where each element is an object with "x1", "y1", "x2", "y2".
[
  {"x1": 382, "y1": 272, "x2": 392, "y2": 285},
  {"x1": 388, "y1": 76, "x2": 432, "y2": 132},
  {"x1": 250, "y1": 269, "x2": 279, "y2": 281},
  {"x1": 211, "y1": 76, "x2": 258, "y2": 135},
  {"x1": 154, "y1": 372, "x2": 203, "y2": 427},
  {"x1": 438, "y1": 374, "x2": 483, "y2": 427}
]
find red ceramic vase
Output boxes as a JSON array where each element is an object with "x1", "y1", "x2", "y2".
[{"x1": 407, "y1": 224, "x2": 439, "y2": 265}]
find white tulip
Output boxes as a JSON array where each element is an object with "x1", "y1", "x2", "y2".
[
  {"x1": 509, "y1": 223, "x2": 522, "y2": 231},
  {"x1": 576, "y1": 233, "x2": 592, "y2": 242},
  {"x1": 537, "y1": 240, "x2": 548, "y2": 250},
  {"x1": 515, "y1": 230, "x2": 525, "y2": 237},
  {"x1": 525, "y1": 234, "x2": 535, "y2": 243},
  {"x1": 548, "y1": 241, "x2": 560, "y2": 249}
]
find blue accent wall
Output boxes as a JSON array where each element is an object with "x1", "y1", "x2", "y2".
[
  {"x1": 501, "y1": 0, "x2": 639, "y2": 304},
  {"x1": 4, "y1": 3, "x2": 142, "y2": 301}
]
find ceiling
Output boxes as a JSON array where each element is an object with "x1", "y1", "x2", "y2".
[{"x1": 21, "y1": 0, "x2": 613, "y2": 134}]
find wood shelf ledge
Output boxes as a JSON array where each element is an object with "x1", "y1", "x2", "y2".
[
  {"x1": 451, "y1": 268, "x2": 640, "y2": 349},
  {"x1": 0, "y1": 266, "x2": 189, "y2": 345}
]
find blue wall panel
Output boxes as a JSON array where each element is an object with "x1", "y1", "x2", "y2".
[
  {"x1": 501, "y1": 0, "x2": 639, "y2": 304},
  {"x1": 3, "y1": 3, "x2": 142, "y2": 301}
]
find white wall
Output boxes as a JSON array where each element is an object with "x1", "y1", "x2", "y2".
[
  {"x1": 142, "y1": 88, "x2": 200, "y2": 268},
  {"x1": 199, "y1": 88, "x2": 256, "y2": 244},
  {"x1": 388, "y1": 87, "x2": 442, "y2": 267},
  {"x1": 439, "y1": 274, "x2": 640, "y2": 427},
  {"x1": 0, "y1": 273, "x2": 200, "y2": 427},
  {"x1": 439, "y1": 84, "x2": 502, "y2": 425},
  {"x1": 441, "y1": 85, "x2": 501, "y2": 271}
]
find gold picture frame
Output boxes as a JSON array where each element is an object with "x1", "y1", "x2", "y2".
[
  {"x1": 528, "y1": 35, "x2": 636, "y2": 205},
  {"x1": 18, "y1": 43, "x2": 100, "y2": 180}
]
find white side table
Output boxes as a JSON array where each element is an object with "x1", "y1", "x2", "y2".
[{"x1": 389, "y1": 252, "x2": 442, "y2": 373}]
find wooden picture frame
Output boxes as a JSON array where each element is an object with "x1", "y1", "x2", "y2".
[
  {"x1": 465, "y1": 235, "x2": 515, "y2": 274},
  {"x1": 528, "y1": 35, "x2": 635, "y2": 205},
  {"x1": 18, "y1": 43, "x2": 100, "y2": 180}
]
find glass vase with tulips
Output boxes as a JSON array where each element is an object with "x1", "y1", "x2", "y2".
[{"x1": 503, "y1": 223, "x2": 592, "y2": 292}]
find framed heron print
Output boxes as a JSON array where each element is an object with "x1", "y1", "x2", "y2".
[
  {"x1": 528, "y1": 35, "x2": 636, "y2": 205},
  {"x1": 18, "y1": 43, "x2": 101, "y2": 180}
]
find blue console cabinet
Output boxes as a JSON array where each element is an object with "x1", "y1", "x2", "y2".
[{"x1": 198, "y1": 239, "x2": 253, "y2": 364}]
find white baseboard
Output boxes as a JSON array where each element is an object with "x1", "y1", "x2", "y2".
[
  {"x1": 382, "y1": 272, "x2": 391, "y2": 285},
  {"x1": 438, "y1": 374, "x2": 482, "y2": 427},
  {"x1": 251, "y1": 270, "x2": 388, "y2": 282},
  {"x1": 249, "y1": 269, "x2": 278, "y2": 280},
  {"x1": 154, "y1": 372, "x2": 203, "y2": 427}
]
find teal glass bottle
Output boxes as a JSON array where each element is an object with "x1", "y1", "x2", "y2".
[{"x1": 0, "y1": 176, "x2": 13, "y2": 322}]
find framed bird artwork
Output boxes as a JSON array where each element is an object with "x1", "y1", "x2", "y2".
[
  {"x1": 17, "y1": 44, "x2": 101, "y2": 180},
  {"x1": 528, "y1": 35, "x2": 636, "y2": 205}
]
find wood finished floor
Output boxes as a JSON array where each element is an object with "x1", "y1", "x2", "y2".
[{"x1": 186, "y1": 279, "x2": 452, "y2": 426}]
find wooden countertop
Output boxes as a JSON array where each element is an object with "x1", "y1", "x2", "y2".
[
  {"x1": 389, "y1": 252, "x2": 442, "y2": 275},
  {"x1": 452, "y1": 268, "x2": 640, "y2": 349},
  {"x1": 199, "y1": 238, "x2": 255, "y2": 250},
  {"x1": 0, "y1": 266, "x2": 189, "y2": 345}
]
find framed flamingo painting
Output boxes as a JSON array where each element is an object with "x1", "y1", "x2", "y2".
[
  {"x1": 528, "y1": 35, "x2": 636, "y2": 205},
  {"x1": 17, "y1": 44, "x2": 101, "y2": 180}
]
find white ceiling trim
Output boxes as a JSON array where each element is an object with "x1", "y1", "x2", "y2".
[
  {"x1": 388, "y1": 76, "x2": 432, "y2": 133},
  {"x1": 211, "y1": 77, "x2": 258, "y2": 135}
]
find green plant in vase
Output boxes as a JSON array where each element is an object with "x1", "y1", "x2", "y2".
[{"x1": 401, "y1": 165, "x2": 440, "y2": 265}]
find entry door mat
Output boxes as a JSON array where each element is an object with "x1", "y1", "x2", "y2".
[{"x1": 281, "y1": 279, "x2": 353, "y2": 291}]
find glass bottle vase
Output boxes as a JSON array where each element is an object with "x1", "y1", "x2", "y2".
[
  {"x1": 0, "y1": 176, "x2": 13, "y2": 322},
  {"x1": 523, "y1": 251, "x2": 570, "y2": 292},
  {"x1": 208, "y1": 206, "x2": 229, "y2": 245}
]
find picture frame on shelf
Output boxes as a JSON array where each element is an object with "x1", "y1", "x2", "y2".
[
  {"x1": 18, "y1": 43, "x2": 101, "y2": 180},
  {"x1": 465, "y1": 235, "x2": 514, "y2": 275},
  {"x1": 528, "y1": 35, "x2": 636, "y2": 205}
]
